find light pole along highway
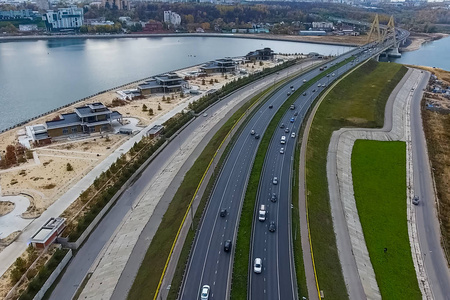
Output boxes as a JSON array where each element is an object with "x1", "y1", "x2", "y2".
[{"x1": 179, "y1": 46, "x2": 375, "y2": 300}]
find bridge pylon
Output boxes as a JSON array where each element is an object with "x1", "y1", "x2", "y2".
[{"x1": 366, "y1": 14, "x2": 382, "y2": 44}]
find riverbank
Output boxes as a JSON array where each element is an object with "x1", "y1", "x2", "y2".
[
  {"x1": 401, "y1": 33, "x2": 449, "y2": 52},
  {"x1": 0, "y1": 32, "x2": 362, "y2": 47}
]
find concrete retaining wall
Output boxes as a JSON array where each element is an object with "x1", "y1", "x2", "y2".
[{"x1": 32, "y1": 249, "x2": 72, "y2": 300}]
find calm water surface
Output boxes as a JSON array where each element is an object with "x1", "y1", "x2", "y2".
[
  {"x1": 393, "y1": 36, "x2": 450, "y2": 71},
  {"x1": 0, "y1": 37, "x2": 353, "y2": 131}
]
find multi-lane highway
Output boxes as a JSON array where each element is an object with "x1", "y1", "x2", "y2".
[{"x1": 180, "y1": 47, "x2": 373, "y2": 300}]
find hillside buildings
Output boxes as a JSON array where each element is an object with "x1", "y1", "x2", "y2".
[
  {"x1": 43, "y1": 6, "x2": 83, "y2": 32},
  {"x1": 163, "y1": 10, "x2": 181, "y2": 26},
  {"x1": 101, "y1": 0, "x2": 129, "y2": 10}
]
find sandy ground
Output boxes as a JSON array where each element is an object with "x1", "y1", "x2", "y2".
[
  {"x1": 402, "y1": 33, "x2": 449, "y2": 52},
  {"x1": 0, "y1": 202, "x2": 14, "y2": 217},
  {"x1": 243, "y1": 33, "x2": 368, "y2": 46},
  {"x1": 0, "y1": 56, "x2": 283, "y2": 221}
]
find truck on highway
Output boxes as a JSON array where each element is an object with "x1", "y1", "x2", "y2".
[
  {"x1": 258, "y1": 205, "x2": 267, "y2": 221},
  {"x1": 280, "y1": 136, "x2": 286, "y2": 144}
]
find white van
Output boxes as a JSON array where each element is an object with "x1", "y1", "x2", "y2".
[
  {"x1": 258, "y1": 205, "x2": 266, "y2": 221},
  {"x1": 280, "y1": 136, "x2": 286, "y2": 144}
]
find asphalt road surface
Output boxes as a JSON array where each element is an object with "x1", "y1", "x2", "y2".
[
  {"x1": 411, "y1": 71, "x2": 450, "y2": 300},
  {"x1": 180, "y1": 47, "x2": 370, "y2": 300}
]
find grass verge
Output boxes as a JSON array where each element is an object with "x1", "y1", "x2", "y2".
[
  {"x1": 305, "y1": 60, "x2": 407, "y2": 299},
  {"x1": 292, "y1": 137, "x2": 308, "y2": 299},
  {"x1": 352, "y1": 140, "x2": 421, "y2": 299}
]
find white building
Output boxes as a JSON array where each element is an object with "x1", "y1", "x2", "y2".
[
  {"x1": 43, "y1": 6, "x2": 83, "y2": 31},
  {"x1": 312, "y1": 22, "x2": 334, "y2": 31},
  {"x1": 163, "y1": 10, "x2": 181, "y2": 26}
]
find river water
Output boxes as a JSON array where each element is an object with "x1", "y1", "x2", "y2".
[
  {"x1": 0, "y1": 36, "x2": 353, "y2": 131},
  {"x1": 393, "y1": 36, "x2": 450, "y2": 71}
]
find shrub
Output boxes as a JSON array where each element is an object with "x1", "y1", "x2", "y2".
[
  {"x1": 66, "y1": 163, "x2": 73, "y2": 171},
  {"x1": 149, "y1": 108, "x2": 154, "y2": 115}
]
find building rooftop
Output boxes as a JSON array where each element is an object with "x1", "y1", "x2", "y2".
[
  {"x1": 75, "y1": 105, "x2": 112, "y2": 118},
  {"x1": 46, "y1": 113, "x2": 81, "y2": 129},
  {"x1": 147, "y1": 124, "x2": 164, "y2": 135},
  {"x1": 30, "y1": 217, "x2": 66, "y2": 243}
]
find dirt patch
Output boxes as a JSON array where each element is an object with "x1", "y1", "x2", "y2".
[
  {"x1": 401, "y1": 33, "x2": 449, "y2": 52},
  {"x1": 0, "y1": 201, "x2": 15, "y2": 217},
  {"x1": 0, "y1": 231, "x2": 21, "y2": 248}
]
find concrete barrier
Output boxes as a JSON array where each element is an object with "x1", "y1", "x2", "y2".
[{"x1": 32, "y1": 249, "x2": 72, "y2": 300}]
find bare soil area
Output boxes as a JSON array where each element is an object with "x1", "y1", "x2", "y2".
[
  {"x1": 402, "y1": 33, "x2": 449, "y2": 52},
  {"x1": 0, "y1": 201, "x2": 14, "y2": 217},
  {"x1": 421, "y1": 68, "x2": 450, "y2": 263}
]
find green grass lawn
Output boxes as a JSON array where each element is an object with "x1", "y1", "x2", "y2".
[
  {"x1": 352, "y1": 140, "x2": 421, "y2": 300},
  {"x1": 305, "y1": 60, "x2": 407, "y2": 300}
]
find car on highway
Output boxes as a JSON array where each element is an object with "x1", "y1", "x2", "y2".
[
  {"x1": 271, "y1": 193, "x2": 277, "y2": 202},
  {"x1": 291, "y1": 132, "x2": 296, "y2": 138},
  {"x1": 287, "y1": 92, "x2": 291, "y2": 96},
  {"x1": 322, "y1": 83, "x2": 326, "y2": 87},
  {"x1": 290, "y1": 104, "x2": 295, "y2": 110},
  {"x1": 269, "y1": 104, "x2": 273, "y2": 109},
  {"x1": 254, "y1": 258, "x2": 262, "y2": 274},
  {"x1": 255, "y1": 134, "x2": 260, "y2": 139},
  {"x1": 250, "y1": 129, "x2": 255, "y2": 135},
  {"x1": 220, "y1": 208, "x2": 227, "y2": 217},
  {"x1": 290, "y1": 117, "x2": 295, "y2": 123},
  {"x1": 224, "y1": 240, "x2": 232, "y2": 252},
  {"x1": 269, "y1": 221, "x2": 276, "y2": 232},
  {"x1": 272, "y1": 177, "x2": 278, "y2": 185},
  {"x1": 290, "y1": 85, "x2": 294, "y2": 89},
  {"x1": 284, "y1": 128, "x2": 289, "y2": 133},
  {"x1": 279, "y1": 147, "x2": 284, "y2": 154},
  {"x1": 280, "y1": 123, "x2": 285, "y2": 129},
  {"x1": 303, "y1": 79, "x2": 307, "y2": 83},
  {"x1": 332, "y1": 73, "x2": 335, "y2": 77},
  {"x1": 280, "y1": 136, "x2": 286, "y2": 144},
  {"x1": 312, "y1": 89, "x2": 316, "y2": 92},
  {"x1": 200, "y1": 285, "x2": 210, "y2": 300},
  {"x1": 294, "y1": 111, "x2": 298, "y2": 116},
  {"x1": 303, "y1": 92, "x2": 307, "y2": 96},
  {"x1": 413, "y1": 196, "x2": 420, "y2": 206},
  {"x1": 318, "y1": 83, "x2": 321, "y2": 87}
]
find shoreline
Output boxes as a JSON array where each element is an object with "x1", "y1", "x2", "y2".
[
  {"x1": 401, "y1": 32, "x2": 449, "y2": 52},
  {"x1": 0, "y1": 32, "x2": 361, "y2": 47}
]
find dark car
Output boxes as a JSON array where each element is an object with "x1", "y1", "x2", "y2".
[
  {"x1": 290, "y1": 85, "x2": 294, "y2": 89},
  {"x1": 269, "y1": 104, "x2": 273, "y2": 109},
  {"x1": 220, "y1": 209, "x2": 227, "y2": 217},
  {"x1": 287, "y1": 92, "x2": 291, "y2": 96},
  {"x1": 412, "y1": 196, "x2": 420, "y2": 206},
  {"x1": 294, "y1": 111, "x2": 298, "y2": 116},
  {"x1": 284, "y1": 128, "x2": 290, "y2": 133},
  {"x1": 271, "y1": 193, "x2": 277, "y2": 202},
  {"x1": 303, "y1": 92, "x2": 307, "y2": 96},
  {"x1": 280, "y1": 123, "x2": 285, "y2": 129},
  {"x1": 224, "y1": 240, "x2": 232, "y2": 252},
  {"x1": 269, "y1": 221, "x2": 276, "y2": 232},
  {"x1": 312, "y1": 89, "x2": 316, "y2": 92},
  {"x1": 255, "y1": 134, "x2": 260, "y2": 139}
]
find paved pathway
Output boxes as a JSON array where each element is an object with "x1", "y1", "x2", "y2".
[
  {"x1": 327, "y1": 68, "x2": 430, "y2": 299},
  {"x1": 0, "y1": 182, "x2": 31, "y2": 238}
]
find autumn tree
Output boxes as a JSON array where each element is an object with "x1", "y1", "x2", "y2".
[{"x1": 5, "y1": 145, "x2": 17, "y2": 167}]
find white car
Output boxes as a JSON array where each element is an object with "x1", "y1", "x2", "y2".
[
  {"x1": 200, "y1": 285, "x2": 210, "y2": 300},
  {"x1": 254, "y1": 258, "x2": 262, "y2": 274},
  {"x1": 250, "y1": 129, "x2": 255, "y2": 135},
  {"x1": 272, "y1": 177, "x2": 278, "y2": 185},
  {"x1": 291, "y1": 132, "x2": 296, "y2": 138},
  {"x1": 280, "y1": 148, "x2": 284, "y2": 154}
]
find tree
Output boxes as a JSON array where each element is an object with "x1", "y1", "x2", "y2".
[
  {"x1": 5, "y1": 145, "x2": 16, "y2": 167},
  {"x1": 162, "y1": 95, "x2": 166, "y2": 101},
  {"x1": 149, "y1": 108, "x2": 154, "y2": 115},
  {"x1": 142, "y1": 104, "x2": 148, "y2": 111},
  {"x1": 66, "y1": 163, "x2": 73, "y2": 171},
  {"x1": 202, "y1": 79, "x2": 206, "y2": 85},
  {"x1": 209, "y1": 79, "x2": 214, "y2": 84}
]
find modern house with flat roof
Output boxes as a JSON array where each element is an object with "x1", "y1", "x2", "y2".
[
  {"x1": 200, "y1": 58, "x2": 237, "y2": 74},
  {"x1": 30, "y1": 217, "x2": 66, "y2": 249},
  {"x1": 137, "y1": 73, "x2": 188, "y2": 96},
  {"x1": 245, "y1": 47, "x2": 274, "y2": 61},
  {"x1": 46, "y1": 102, "x2": 122, "y2": 138}
]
